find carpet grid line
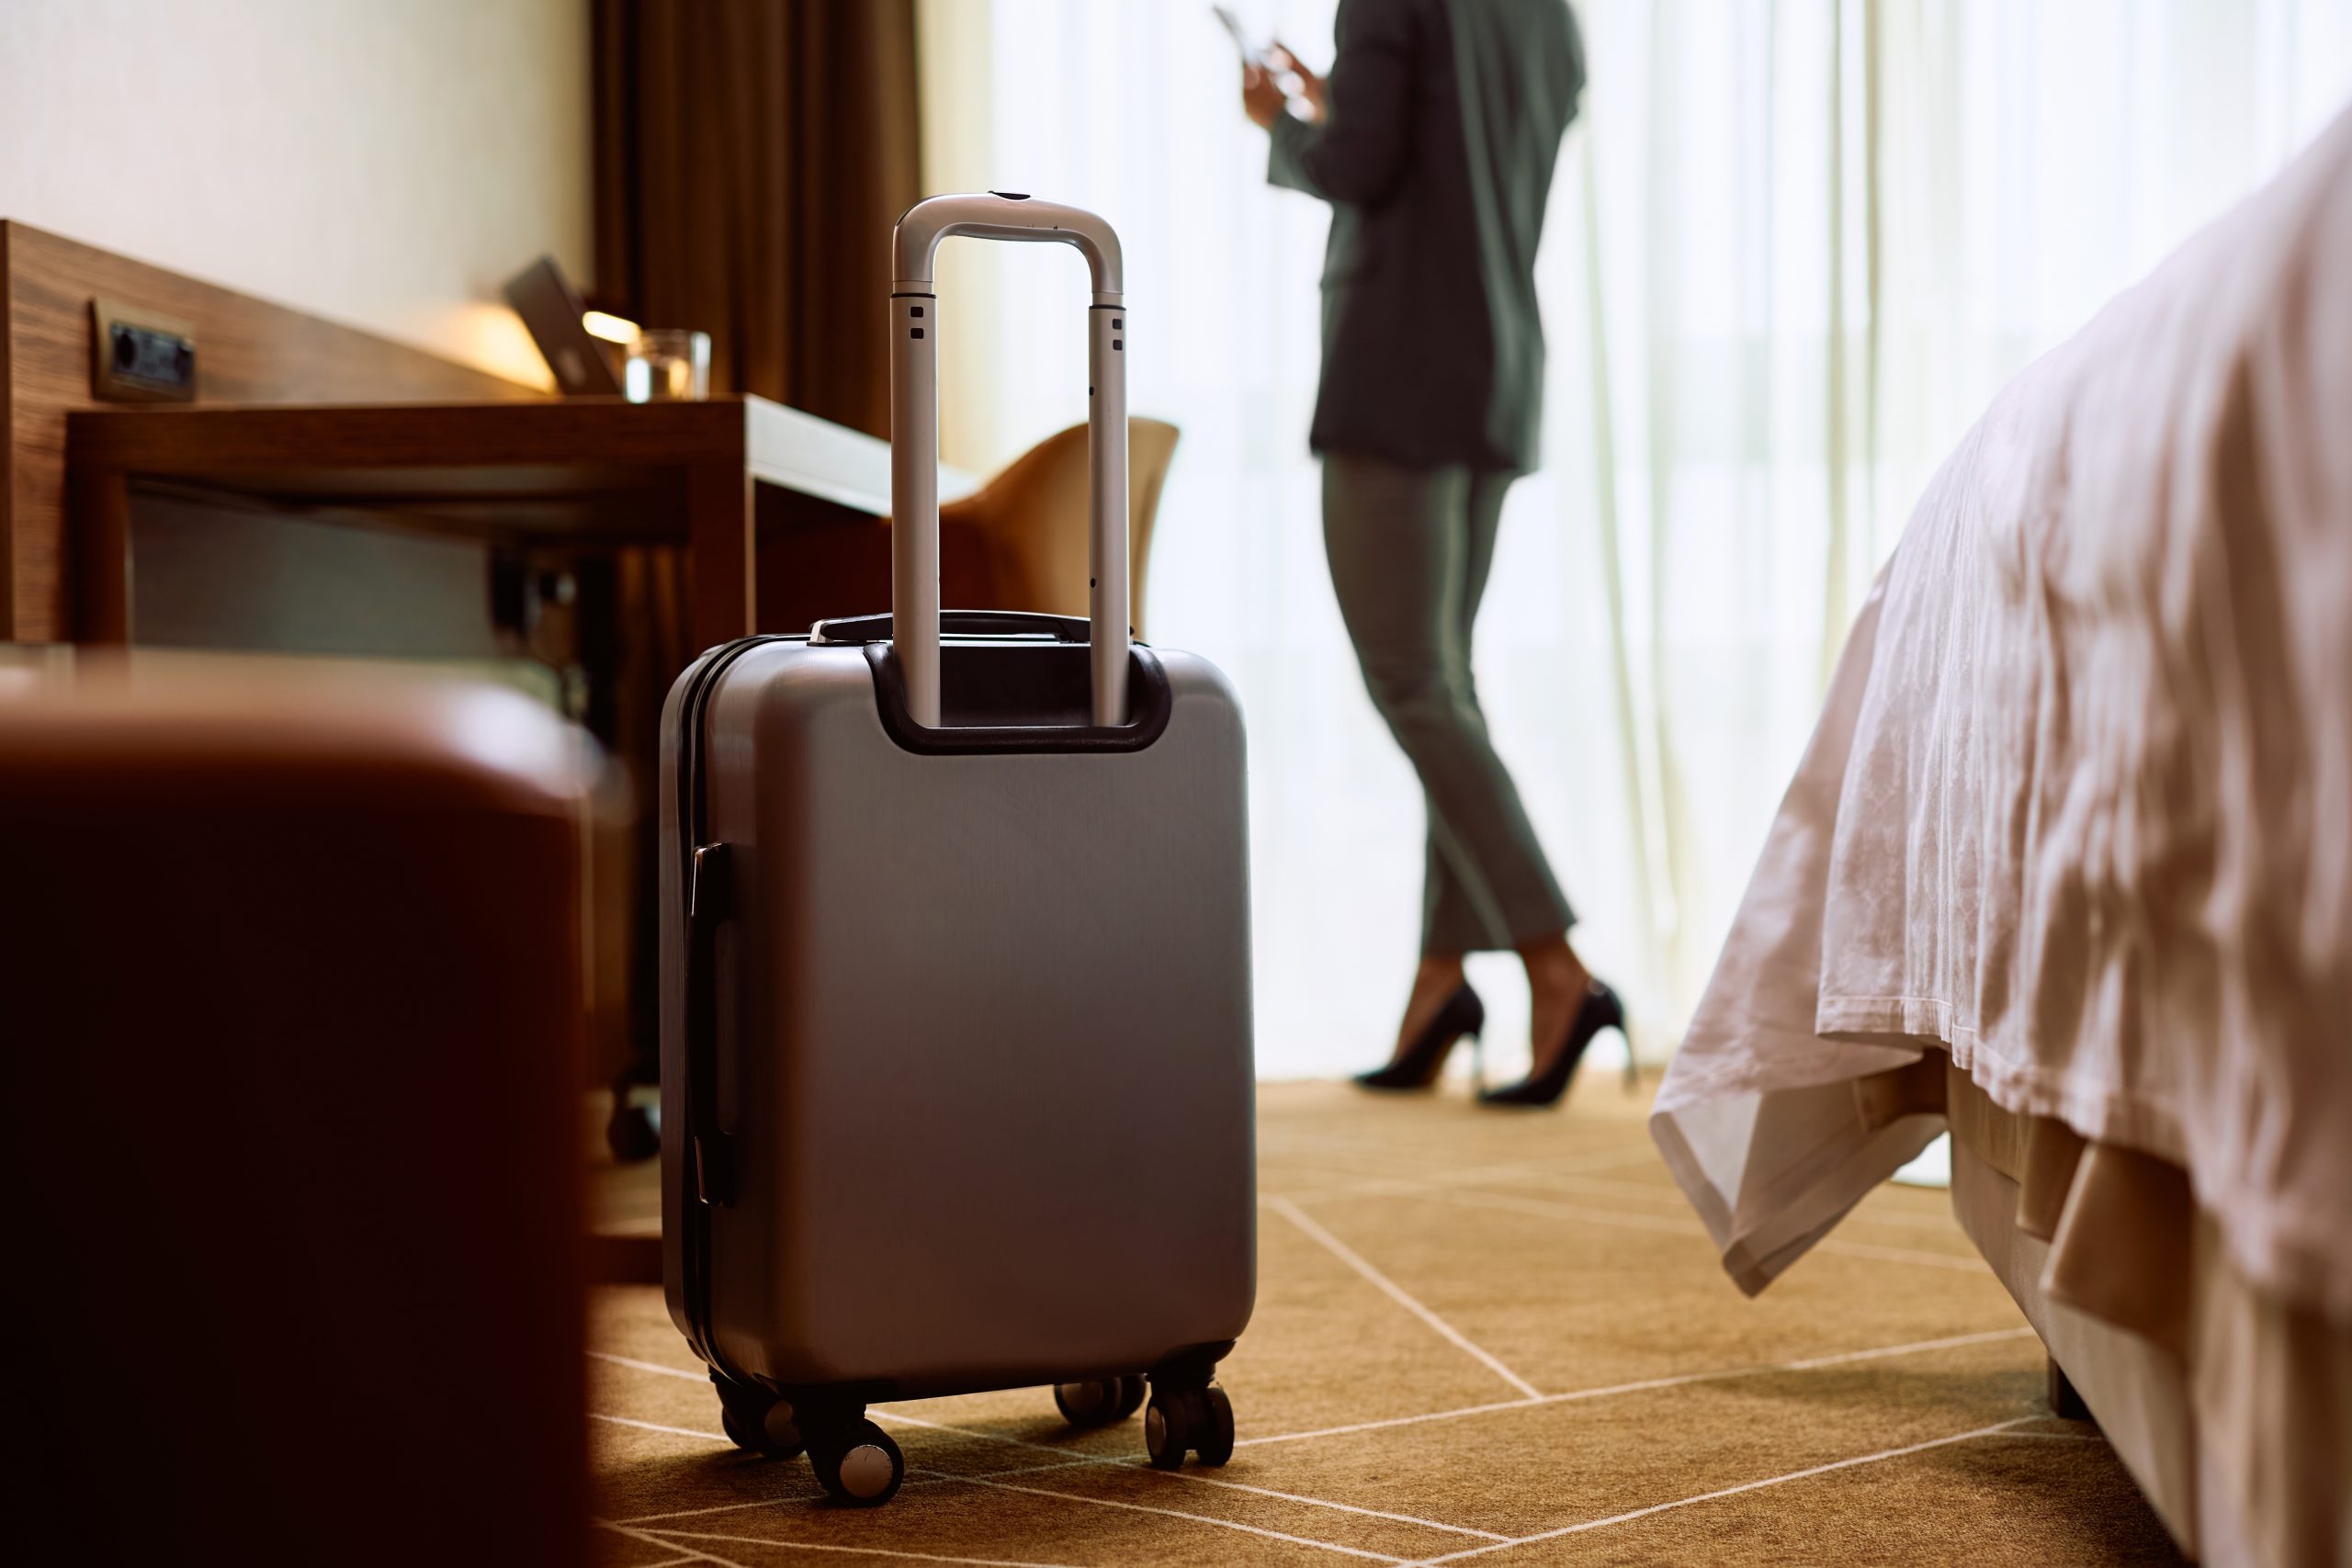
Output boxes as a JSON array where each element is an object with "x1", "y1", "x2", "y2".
[
  {"x1": 1268, "y1": 1194, "x2": 1542, "y2": 1397},
  {"x1": 917, "y1": 1471, "x2": 1403, "y2": 1562},
  {"x1": 1403, "y1": 1418, "x2": 2044, "y2": 1564},
  {"x1": 588, "y1": 1080, "x2": 2182, "y2": 1565}
]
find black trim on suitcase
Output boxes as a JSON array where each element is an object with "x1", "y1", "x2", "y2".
[
  {"x1": 673, "y1": 633, "x2": 794, "y2": 1387},
  {"x1": 685, "y1": 842, "x2": 735, "y2": 1206},
  {"x1": 818, "y1": 611, "x2": 1175, "y2": 752},
  {"x1": 811, "y1": 609, "x2": 1095, "y2": 646},
  {"x1": 864, "y1": 643, "x2": 1172, "y2": 755}
]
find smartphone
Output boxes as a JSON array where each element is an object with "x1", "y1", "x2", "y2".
[{"x1": 1212, "y1": 5, "x2": 1264, "y2": 68}]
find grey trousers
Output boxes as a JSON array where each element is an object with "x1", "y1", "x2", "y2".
[{"x1": 1322, "y1": 453, "x2": 1575, "y2": 955}]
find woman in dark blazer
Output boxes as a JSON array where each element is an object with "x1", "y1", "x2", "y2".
[{"x1": 1243, "y1": 0, "x2": 1621, "y2": 1105}]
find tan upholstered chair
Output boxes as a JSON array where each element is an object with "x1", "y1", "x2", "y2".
[{"x1": 758, "y1": 417, "x2": 1181, "y2": 637}]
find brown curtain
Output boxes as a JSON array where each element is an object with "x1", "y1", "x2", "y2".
[
  {"x1": 593, "y1": 0, "x2": 921, "y2": 438},
  {"x1": 587, "y1": 3, "x2": 922, "y2": 1096}
]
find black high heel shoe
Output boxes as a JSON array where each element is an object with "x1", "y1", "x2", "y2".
[
  {"x1": 1477, "y1": 980, "x2": 1624, "y2": 1108},
  {"x1": 1353, "y1": 985, "x2": 1486, "y2": 1091}
]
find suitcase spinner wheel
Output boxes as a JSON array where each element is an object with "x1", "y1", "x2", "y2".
[
  {"x1": 1052, "y1": 1374, "x2": 1146, "y2": 1428},
  {"x1": 716, "y1": 1376, "x2": 804, "y2": 1460},
  {"x1": 806, "y1": 1417, "x2": 906, "y2": 1507},
  {"x1": 1144, "y1": 1380, "x2": 1236, "y2": 1470},
  {"x1": 605, "y1": 1094, "x2": 659, "y2": 1164}
]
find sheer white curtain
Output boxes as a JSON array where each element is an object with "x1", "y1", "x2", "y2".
[{"x1": 914, "y1": 0, "x2": 2352, "y2": 1081}]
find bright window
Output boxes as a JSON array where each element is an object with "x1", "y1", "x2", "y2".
[{"x1": 918, "y1": 0, "x2": 2352, "y2": 1079}]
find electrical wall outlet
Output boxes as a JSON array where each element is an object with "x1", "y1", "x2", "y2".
[{"x1": 91, "y1": 299, "x2": 197, "y2": 401}]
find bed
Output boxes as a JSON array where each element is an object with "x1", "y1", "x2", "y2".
[{"x1": 1652, "y1": 106, "x2": 2352, "y2": 1565}]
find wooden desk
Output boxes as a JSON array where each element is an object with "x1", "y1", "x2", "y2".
[
  {"x1": 64, "y1": 395, "x2": 975, "y2": 652},
  {"x1": 5, "y1": 220, "x2": 547, "y2": 642}
]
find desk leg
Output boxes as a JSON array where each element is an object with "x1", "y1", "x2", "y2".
[
  {"x1": 684, "y1": 461, "x2": 754, "y2": 653},
  {"x1": 70, "y1": 464, "x2": 133, "y2": 644}
]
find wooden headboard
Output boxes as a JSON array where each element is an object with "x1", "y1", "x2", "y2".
[{"x1": 0, "y1": 221, "x2": 545, "y2": 641}]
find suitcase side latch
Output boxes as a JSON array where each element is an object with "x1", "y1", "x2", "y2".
[{"x1": 688, "y1": 842, "x2": 737, "y2": 1207}]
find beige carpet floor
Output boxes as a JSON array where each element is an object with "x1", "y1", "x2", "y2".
[{"x1": 586, "y1": 1078, "x2": 2183, "y2": 1566}]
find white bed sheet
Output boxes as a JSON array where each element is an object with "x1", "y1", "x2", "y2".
[{"x1": 1653, "y1": 104, "x2": 2352, "y2": 1325}]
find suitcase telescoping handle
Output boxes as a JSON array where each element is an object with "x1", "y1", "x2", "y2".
[{"x1": 890, "y1": 193, "x2": 1128, "y2": 728}]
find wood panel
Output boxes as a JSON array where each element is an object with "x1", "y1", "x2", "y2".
[
  {"x1": 68, "y1": 398, "x2": 747, "y2": 471},
  {"x1": 2, "y1": 220, "x2": 543, "y2": 640}
]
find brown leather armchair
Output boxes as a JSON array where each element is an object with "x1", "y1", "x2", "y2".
[{"x1": 3, "y1": 657, "x2": 594, "y2": 1564}]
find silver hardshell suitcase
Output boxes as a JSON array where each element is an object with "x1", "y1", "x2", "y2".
[{"x1": 659, "y1": 195, "x2": 1256, "y2": 1507}]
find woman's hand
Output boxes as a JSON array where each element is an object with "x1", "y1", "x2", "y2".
[
  {"x1": 1242, "y1": 60, "x2": 1288, "y2": 129},
  {"x1": 1267, "y1": 43, "x2": 1328, "y2": 124},
  {"x1": 1242, "y1": 41, "x2": 1328, "y2": 130}
]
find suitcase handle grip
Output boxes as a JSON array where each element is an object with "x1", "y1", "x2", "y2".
[
  {"x1": 889, "y1": 194, "x2": 1128, "y2": 729},
  {"x1": 809, "y1": 609, "x2": 1094, "y2": 646}
]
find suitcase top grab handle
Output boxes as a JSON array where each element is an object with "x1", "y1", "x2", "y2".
[{"x1": 889, "y1": 193, "x2": 1128, "y2": 728}]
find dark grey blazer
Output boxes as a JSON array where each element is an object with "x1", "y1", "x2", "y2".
[{"x1": 1268, "y1": 0, "x2": 1583, "y2": 472}]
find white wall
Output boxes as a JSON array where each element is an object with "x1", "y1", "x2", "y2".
[{"x1": 0, "y1": 0, "x2": 591, "y2": 389}]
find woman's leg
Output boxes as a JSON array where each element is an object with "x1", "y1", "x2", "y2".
[
  {"x1": 1457, "y1": 468, "x2": 1595, "y2": 1076},
  {"x1": 1323, "y1": 454, "x2": 1576, "y2": 992},
  {"x1": 1419, "y1": 465, "x2": 1518, "y2": 954}
]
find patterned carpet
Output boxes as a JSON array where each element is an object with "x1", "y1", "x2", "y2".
[{"x1": 584, "y1": 1078, "x2": 2182, "y2": 1566}]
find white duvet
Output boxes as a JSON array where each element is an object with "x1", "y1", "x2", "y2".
[{"x1": 1652, "y1": 105, "x2": 2352, "y2": 1324}]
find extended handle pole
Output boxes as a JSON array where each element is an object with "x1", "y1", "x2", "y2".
[
  {"x1": 1087, "y1": 304, "x2": 1129, "y2": 726},
  {"x1": 889, "y1": 291, "x2": 941, "y2": 725},
  {"x1": 888, "y1": 193, "x2": 1128, "y2": 728}
]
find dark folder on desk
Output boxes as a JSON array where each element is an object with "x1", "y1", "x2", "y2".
[{"x1": 505, "y1": 256, "x2": 624, "y2": 396}]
